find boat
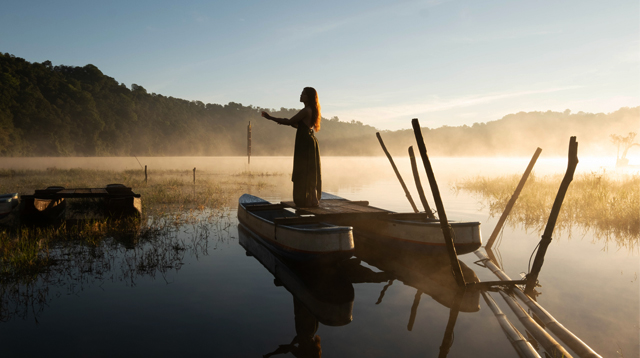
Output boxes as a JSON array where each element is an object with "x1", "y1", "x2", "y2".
[
  {"x1": 287, "y1": 193, "x2": 482, "y2": 255},
  {"x1": 237, "y1": 194, "x2": 354, "y2": 263},
  {"x1": 239, "y1": 225, "x2": 354, "y2": 326},
  {"x1": 0, "y1": 193, "x2": 20, "y2": 222}
]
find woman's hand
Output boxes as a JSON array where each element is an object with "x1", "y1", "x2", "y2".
[{"x1": 261, "y1": 111, "x2": 272, "y2": 120}]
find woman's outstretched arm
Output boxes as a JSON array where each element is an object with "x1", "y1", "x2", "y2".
[{"x1": 261, "y1": 109, "x2": 310, "y2": 128}]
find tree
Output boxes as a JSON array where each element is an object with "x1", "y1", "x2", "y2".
[{"x1": 610, "y1": 132, "x2": 639, "y2": 166}]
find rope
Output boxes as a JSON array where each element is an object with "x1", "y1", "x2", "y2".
[{"x1": 527, "y1": 241, "x2": 541, "y2": 274}]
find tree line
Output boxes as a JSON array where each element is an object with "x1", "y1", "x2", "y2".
[{"x1": 1, "y1": 53, "x2": 637, "y2": 157}]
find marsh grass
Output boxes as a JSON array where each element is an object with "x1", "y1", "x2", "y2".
[
  {"x1": 0, "y1": 167, "x2": 247, "y2": 321},
  {"x1": 0, "y1": 215, "x2": 231, "y2": 322},
  {"x1": 0, "y1": 168, "x2": 268, "y2": 283},
  {"x1": 455, "y1": 171, "x2": 639, "y2": 250}
]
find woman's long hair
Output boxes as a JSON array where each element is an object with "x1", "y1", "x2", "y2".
[{"x1": 304, "y1": 87, "x2": 321, "y2": 132}]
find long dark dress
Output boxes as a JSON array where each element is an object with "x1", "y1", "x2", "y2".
[{"x1": 292, "y1": 124, "x2": 321, "y2": 207}]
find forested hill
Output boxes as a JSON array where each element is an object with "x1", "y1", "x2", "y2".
[{"x1": 1, "y1": 53, "x2": 637, "y2": 157}]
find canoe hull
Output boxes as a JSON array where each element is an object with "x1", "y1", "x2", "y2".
[
  {"x1": 237, "y1": 194, "x2": 354, "y2": 263},
  {"x1": 328, "y1": 213, "x2": 482, "y2": 255}
]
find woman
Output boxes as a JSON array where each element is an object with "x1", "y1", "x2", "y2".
[{"x1": 261, "y1": 87, "x2": 322, "y2": 207}]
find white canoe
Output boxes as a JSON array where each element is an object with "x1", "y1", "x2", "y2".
[
  {"x1": 237, "y1": 194, "x2": 354, "y2": 263},
  {"x1": 319, "y1": 193, "x2": 482, "y2": 255}
]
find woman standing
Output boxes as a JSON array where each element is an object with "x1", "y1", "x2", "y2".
[{"x1": 262, "y1": 87, "x2": 322, "y2": 207}]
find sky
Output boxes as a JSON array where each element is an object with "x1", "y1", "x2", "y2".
[{"x1": 1, "y1": 0, "x2": 638, "y2": 130}]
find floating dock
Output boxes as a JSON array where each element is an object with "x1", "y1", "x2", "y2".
[{"x1": 20, "y1": 184, "x2": 141, "y2": 221}]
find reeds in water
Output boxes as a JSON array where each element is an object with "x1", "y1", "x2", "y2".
[{"x1": 455, "y1": 171, "x2": 639, "y2": 251}]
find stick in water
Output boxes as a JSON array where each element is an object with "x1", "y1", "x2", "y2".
[
  {"x1": 376, "y1": 132, "x2": 419, "y2": 213},
  {"x1": 486, "y1": 147, "x2": 542, "y2": 249},
  {"x1": 525, "y1": 137, "x2": 578, "y2": 295},
  {"x1": 411, "y1": 119, "x2": 465, "y2": 287},
  {"x1": 409, "y1": 146, "x2": 435, "y2": 218}
]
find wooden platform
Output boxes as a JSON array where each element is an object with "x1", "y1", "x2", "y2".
[
  {"x1": 33, "y1": 185, "x2": 140, "y2": 199},
  {"x1": 281, "y1": 199, "x2": 389, "y2": 217}
]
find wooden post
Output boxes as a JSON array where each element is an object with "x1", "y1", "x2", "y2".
[
  {"x1": 525, "y1": 137, "x2": 578, "y2": 295},
  {"x1": 247, "y1": 121, "x2": 252, "y2": 165},
  {"x1": 376, "y1": 132, "x2": 419, "y2": 213},
  {"x1": 411, "y1": 119, "x2": 465, "y2": 287},
  {"x1": 486, "y1": 147, "x2": 542, "y2": 249},
  {"x1": 193, "y1": 167, "x2": 196, "y2": 185},
  {"x1": 144, "y1": 165, "x2": 147, "y2": 184},
  {"x1": 408, "y1": 146, "x2": 435, "y2": 218}
]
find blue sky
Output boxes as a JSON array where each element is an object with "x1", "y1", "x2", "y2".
[{"x1": 1, "y1": 0, "x2": 638, "y2": 130}]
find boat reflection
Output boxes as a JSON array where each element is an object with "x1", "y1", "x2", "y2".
[
  {"x1": 239, "y1": 225, "x2": 368, "y2": 357},
  {"x1": 353, "y1": 234, "x2": 480, "y2": 313},
  {"x1": 239, "y1": 225, "x2": 356, "y2": 327},
  {"x1": 239, "y1": 226, "x2": 481, "y2": 357}
]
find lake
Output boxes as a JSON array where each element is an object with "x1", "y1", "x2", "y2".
[{"x1": 0, "y1": 156, "x2": 637, "y2": 357}]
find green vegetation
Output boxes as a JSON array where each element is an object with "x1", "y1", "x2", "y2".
[
  {"x1": 455, "y1": 171, "x2": 639, "y2": 250},
  {"x1": 1, "y1": 53, "x2": 638, "y2": 157}
]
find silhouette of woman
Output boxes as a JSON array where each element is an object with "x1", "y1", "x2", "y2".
[
  {"x1": 263, "y1": 298, "x2": 322, "y2": 358},
  {"x1": 262, "y1": 87, "x2": 322, "y2": 207}
]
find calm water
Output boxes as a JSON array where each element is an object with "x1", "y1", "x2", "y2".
[{"x1": 1, "y1": 156, "x2": 638, "y2": 357}]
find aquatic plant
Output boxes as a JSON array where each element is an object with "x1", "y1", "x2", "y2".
[
  {"x1": 0, "y1": 167, "x2": 259, "y2": 284},
  {"x1": 455, "y1": 171, "x2": 639, "y2": 251}
]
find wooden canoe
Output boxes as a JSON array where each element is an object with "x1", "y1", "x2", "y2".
[
  {"x1": 237, "y1": 194, "x2": 354, "y2": 263},
  {"x1": 304, "y1": 193, "x2": 482, "y2": 255}
]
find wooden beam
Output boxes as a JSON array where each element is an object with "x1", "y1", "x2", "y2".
[
  {"x1": 412, "y1": 118, "x2": 466, "y2": 287},
  {"x1": 376, "y1": 132, "x2": 419, "y2": 213},
  {"x1": 487, "y1": 147, "x2": 542, "y2": 249},
  {"x1": 525, "y1": 137, "x2": 578, "y2": 294},
  {"x1": 273, "y1": 216, "x2": 322, "y2": 225},
  {"x1": 245, "y1": 204, "x2": 286, "y2": 211},
  {"x1": 409, "y1": 146, "x2": 435, "y2": 218}
]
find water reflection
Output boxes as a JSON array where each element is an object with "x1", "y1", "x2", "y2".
[
  {"x1": 353, "y1": 234, "x2": 480, "y2": 313},
  {"x1": 239, "y1": 224, "x2": 483, "y2": 357},
  {"x1": 239, "y1": 225, "x2": 357, "y2": 357},
  {"x1": 0, "y1": 217, "x2": 222, "y2": 322}
]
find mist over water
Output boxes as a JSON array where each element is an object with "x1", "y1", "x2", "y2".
[{"x1": 0, "y1": 156, "x2": 637, "y2": 357}]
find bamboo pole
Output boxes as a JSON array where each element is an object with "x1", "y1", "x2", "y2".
[
  {"x1": 144, "y1": 165, "x2": 147, "y2": 184},
  {"x1": 247, "y1": 121, "x2": 252, "y2": 165},
  {"x1": 482, "y1": 292, "x2": 541, "y2": 358},
  {"x1": 486, "y1": 147, "x2": 542, "y2": 249},
  {"x1": 525, "y1": 137, "x2": 578, "y2": 294},
  {"x1": 411, "y1": 119, "x2": 465, "y2": 287},
  {"x1": 408, "y1": 146, "x2": 435, "y2": 218},
  {"x1": 475, "y1": 250, "x2": 602, "y2": 358},
  {"x1": 193, "y1": 167, "x2": 196, "y2": 185},
  {"x1": 376, "y1": 132, "x2": 419, "y2": 213},
  {"x1": 498, "y1": 290, "x2": 573, "y2": 358}
]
